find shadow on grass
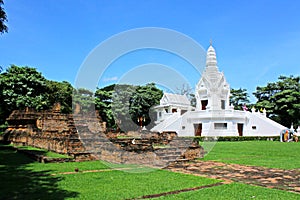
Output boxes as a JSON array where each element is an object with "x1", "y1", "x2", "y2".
[{"x1": 0, "y1": 146, "x2": 78, "y2": 199}]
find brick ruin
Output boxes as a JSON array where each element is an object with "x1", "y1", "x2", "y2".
[
  {"x1": 3, "y1": 106, "x2": 205, "y2": 166},
  {"x1": 3, "y1": 107, "x2": 102, "y2": 161}
]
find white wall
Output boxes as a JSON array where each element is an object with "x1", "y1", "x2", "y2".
[
  {"x1": 244, "y1": 112, "x2": 286, "y2": 136},
  {"x1": 152, "y1": 108, "x2": 287, "y2": 137}
]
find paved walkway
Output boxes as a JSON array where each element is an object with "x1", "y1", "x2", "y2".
[{"x1": 165, "y1": 160, "x2": 300, "y2": 194}]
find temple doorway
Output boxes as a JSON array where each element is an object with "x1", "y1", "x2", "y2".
[
  {"x1": 194, "y1": 123, "x2": 202, "y2": 136},
  {"x1": 201, "y1": 100, "x2": 208, "y2": 110},
  {"x1": 238, "y1": 123, "x2": 243, "y2": 136}
]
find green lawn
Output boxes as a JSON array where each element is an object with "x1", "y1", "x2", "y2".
[
  {"x1": 26, "y1": 160, "x2": 109, "y2": 173},
  {"x1": 155, "y1": 182, "x2": 300, "y2": 200},
  {"x1": 1, "y1": 142, "x2": 300, "y2": 199},
  {"x1": 0, "y1": 148, "x2": 219, "y2": 199},
  {"x1": 57, "y1": 170, "x2": 219, "y2": 199},
  {"x1": 201, "y1": 141, "x2": 300, "y2": 169},
  {"x1": 17, "y1": 145, "x2": 71, "y2": 159}
]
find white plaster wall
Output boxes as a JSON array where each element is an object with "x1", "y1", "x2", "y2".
[
  {"x1": 152, "y1": 107, "x2": 287, "y2": 137},
  {"x1": 244, "y1": 112, "x2": 286, "y2": 136},
  {"x1": 201, "y1": 121, "x2": 237, "y2": 137},
  {"x1": 163, "y1": 114, "x2": 182, "y2": 132},
  {"x1": 176, "y1": 113, "x2": 193, "y2": 137}
]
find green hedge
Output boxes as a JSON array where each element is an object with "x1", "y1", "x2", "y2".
[{"x1": 190, "y1": 136, "x2": 280, "y2": 142}]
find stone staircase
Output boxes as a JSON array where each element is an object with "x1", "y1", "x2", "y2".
[
  {"x1": 73, "y1": 118, "x2": 204, "y2": 167},
  {"x1": 4, "y1": 109, "x2": 204, "y2": 166},
  {"x1": 154, "y1": 137, "x2": 201, "y2": 165}
]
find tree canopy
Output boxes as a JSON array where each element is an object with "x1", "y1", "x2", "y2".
[
  {"x1": 73, "y1": 88, "x2": 95, "y2": 114},
  {"x1": 0, "y1": 65, "x2": 93, "y2": 123},
  {"x1": 0, "y1": 65, "x2": 49, "y2": 109},
  {"x1": 129, "y1": 83, "x2": 163, "y2": 129},
  {"x1": 0, "y1": 66, "x2": 163, "y2": 131},
  {"x1": 95, "y1": 84, "x2": 115, "y2": 128},
  {"x1": 230, "y1": 88, "x2": 251, "y2": 110},
  {"x1": 253, "y1": 75, "x2": 300, "y2": 127},
  {"x1": 0, "y1": 65, "x2": 49, "y2": 123},
  {"x1": 1, "y1": 65, "x2": 299, "y2": 131},
  {"x1": 0, "y1": 0, "x2": 8, "y2": 34},
  {"x1": 95, "y1": 83, "x2": 163, "y2": 131},
  {"x1": 46, "y1": 80, "x2": 73, "y2": 113}
]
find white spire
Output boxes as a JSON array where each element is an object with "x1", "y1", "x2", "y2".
[{"x1": 206, "y1": 42, "x2": 217, "y2": 67}]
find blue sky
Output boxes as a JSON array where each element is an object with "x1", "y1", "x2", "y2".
[{"x1": 1, "y1": 0, "x2": 300, "y2": 102}]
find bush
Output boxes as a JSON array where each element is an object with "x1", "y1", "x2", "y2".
[
  {"x1": 0, "y1": 123, "x2": 8, "y2": 135},
  {"x1": 192, "y1": 136, "x2": 280, "y2": 142}
]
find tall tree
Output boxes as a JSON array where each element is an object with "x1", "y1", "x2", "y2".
[
  {"x1": 0, "y1": 65, "x2": 49, "y2": 123},
  {"x1": 0, "y1": 0, "x2": 8, "y2": 34},
  {"x1": 130, "y1": 83, "x2": 163, "y2": 129},
  {"x1": 95, "y1": 84, "x2": 115, "y2": 127},
  {"x1": 253, "y1": 75, "x2": 300, "y2": 127},
  {"x1": 46, "y1": 80, "x2": 73, "y2": 113},
  {"x1": 72, "y1": 88, "x2": 95, "y2": 114},
  {"x1": 111, "y1": 84, "x2": 137, "y2": 131},
  {"x1": 95, "y1": 83, "x2": 163, "y2": 131},
  {"x1": 230, "y1": 88, "x2": 251, "y2": 110}
]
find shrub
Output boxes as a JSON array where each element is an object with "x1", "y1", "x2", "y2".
[{"x1": 192, "y1": 136, "x2": 280, "y2": 143}]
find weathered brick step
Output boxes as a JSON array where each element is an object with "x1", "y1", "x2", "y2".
[
  {"x1": 169, "y1": 140, "x2": 193, "y2": 146},
  {"x1": 154, "y1": 147, "x2": 181, "y2": 152},
  {"x1": 172, "y1": 138, "x2": 193, "y2": 142},
  {"x1": 80, "y1": 139, "x2": 109, "y2": 144},
  {"x1": 169, "y1": 144, "x2": 192, "y2": 148},
  {"x1": 155, "y1": 148, "x2": 184, "y2": 153},
  {"x1": 159, "y1": 155, "x2": 181, "y2": 161},
  {"x1": 155, "y1": 148, "x2": 186, "y2": 154},
  {"x1": 155, "y1": 148, "x2": 184, "y2": 156},
  {"x1": 155, "y1": 151, "x2": 182, "y2": 157}
]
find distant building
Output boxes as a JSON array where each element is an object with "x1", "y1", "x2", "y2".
[{"x1": 151, "y1": 43, "x2": 286, "y2": 136}]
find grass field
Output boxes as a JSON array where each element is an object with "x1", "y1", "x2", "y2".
[
  {"x1": 57, "y1": 170, "x2": 220, "y2": 199},
  {"x1": 0, "y1": 148, "x2": 219, "y2": 199},
  {"x1": 1, "y1": 141, "x2": 299, "y2": 199},
  {"x1": 17, "y1": 145, "x2": 71, "y2": 159},
  {"x1": 201, "y1": 141, "x2": 300, "y2": 169},
  {"x1": 1, "y1": 144, "x2": 71, "y2": 158},
  {"x1": 155, "y1": 182, "x2": 300, "y2": 199}
]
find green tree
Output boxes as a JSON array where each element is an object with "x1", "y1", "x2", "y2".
[
  {"x1": 253, "y1": 75, "x2": 300, "y2": 127},
  {"x1": 112, "y1": 84, "x2": 137, "y2": 131},
  {"x1": 72, "y1": 88, "x2": 95, "y2": 114},
  {"x1": 0, "y1": 65, "x2": 49, "y2": 123},
  {"x1": 95, "y1": 84, "x2": 115, "y2": 128},
  {"x1": 230, "y1": 88, "x2": 251, "y2": 110},
  {"x1": 95, "y1": 83, "x2": 163, "y2": 131},
  {"x1": 0, "y1": 0, "x2": 8, "y2": 34},
  {"x1": 46, "y1": 80, "x2": 73, "y2": 113},
  {"x1": 130, "y1": 83, "x2": 163, "y2": 129}
]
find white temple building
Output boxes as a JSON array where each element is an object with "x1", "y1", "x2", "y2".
[{"x1": 151, "y1": 44, "x2": 286, "y2": 137}]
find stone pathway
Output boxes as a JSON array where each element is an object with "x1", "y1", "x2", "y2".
[{"x1": 165, "y1": 160, "x2": 300, "y2": 194}]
